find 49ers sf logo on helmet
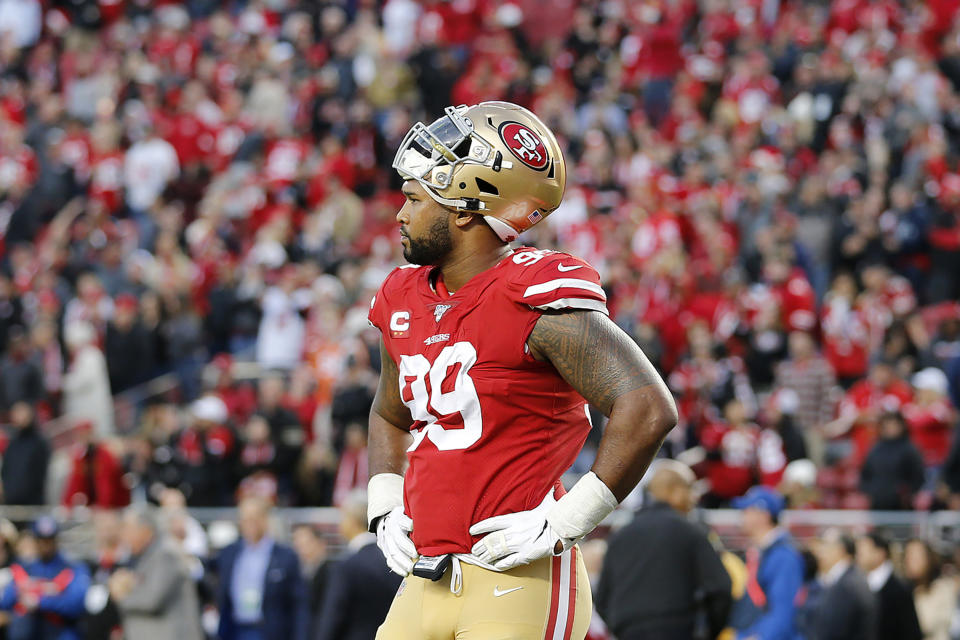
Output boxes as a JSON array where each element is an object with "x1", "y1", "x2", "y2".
[{"x1": 498, "y1": 122, "x2": 549, "y2": 171}]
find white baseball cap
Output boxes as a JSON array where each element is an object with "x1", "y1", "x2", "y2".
[
  {"x1": 190, "y1": 395, "x2": 228, "y2": 424},
  {"x1": 912, "y1": 367, "x2": 948, "y2": 396}
]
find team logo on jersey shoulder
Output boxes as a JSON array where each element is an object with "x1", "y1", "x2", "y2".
[{"x1": 498, "y1": 122, "x2": 549, "y2": 171}]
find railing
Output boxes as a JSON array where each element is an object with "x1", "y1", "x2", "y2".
[{"x1": 2, "y1": 506, "x2": 958, "y2": 558}]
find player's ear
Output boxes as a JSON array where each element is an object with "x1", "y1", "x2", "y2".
[{"x1": 453, "y1": 211, "x2": 478, "y2": 229}]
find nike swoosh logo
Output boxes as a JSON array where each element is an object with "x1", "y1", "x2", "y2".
[
  {"x1": 557, "y1": 264, "x2": 582, "y2": 272},
  {"x1": 493, "y1": 586, "x2": 524, "y2": 597}
]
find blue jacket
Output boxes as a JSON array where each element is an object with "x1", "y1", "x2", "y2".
[
  {"x1": 0, "y1": 553, "x2": 90, "y2": 640},
  {"x1": 735, "y1": 531, "x2": 805, "y2": 640},
  {"x1": 216, "y1": 540, "x2": 309, "y2": 640}
]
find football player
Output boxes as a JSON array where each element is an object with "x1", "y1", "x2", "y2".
[{"x1": 367, "y1": 101, "x2": 677, "y2": 639}]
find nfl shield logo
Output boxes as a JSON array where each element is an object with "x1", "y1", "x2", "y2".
[{"x1": 434, "y1": 304, "x2": 452, "y2": 322}]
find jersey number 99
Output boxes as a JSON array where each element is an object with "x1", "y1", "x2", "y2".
[{"x1": 398, "y1": 341, "x2": 483, "y2": 452}]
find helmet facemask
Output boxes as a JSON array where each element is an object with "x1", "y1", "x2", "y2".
[{"x1": 394, "y1": 106, "x2": 506, "y2": 209}]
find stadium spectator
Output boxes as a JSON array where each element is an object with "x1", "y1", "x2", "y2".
[
  {"x1": 595, "y1": 460, "x2": 731, "y2": 640},
  {"x1": 291, "y1": 524, "x2": 330, "y2": 639},
  {"x1": 61, "y1": 322, "x2": 113, "y2": 438},
  {"x1": 82, "y1": 510, "x2": 127, "y2": 640},
  {"x1": 859, "y1": 412, "x2": 926, "y2": 510},
  {"x1": 775, "y1": 331, "x2": 837, "y2": 464},
  {"x1": 0, "y1": 326, "x2": 43, "y2": 412},
  {"x1": 236, "y1": 414, "x2": 282, "y2": 503},
  {"x1": 0, "y1": 516, "x2": 90, "y2": 640},
  {"x1": 109, "y1": 508, "x2": 203, "y2": 640},
  {"x1": 808, "y1": 529, "x2": 877, "y2": 640},
  {"x1": 173, "y1": 395, "x2": 236, "y2": 507},
  {"x1": 903, "y1": 367, "x2": 956, "y2": 469},
  {"x1": 332, "y1": 422, "x2": 367, "y2": 507},
  {"x1": 730, "y1": 487, "x2": 804, "y2": 640},
  {"x1": 824, "y1": 361, "x2": 913, "y2": 467},
  {"x1": 158, "y1": 487, "x2": 209, "y2": 571},
  {"x1": 122, "y1": 126, "x2": 179, "y2": 217},
  {"x1": 29, "y1": 319, "x2": 63, "y2": 402},
  {"x1": 295, "y1": 440, "x2": 337, "y2": 507},
  {"x1": 315, "y1": 490, "x2": 399, "y2": 640},
  {"x1": 779, "y1": 459, "x2": 820, "y2": 510},
  {"x1": 701, "y1": 399, "x2": 768, "y2": 504},
  {"x1": 855, "y1": 531, "x2": 923, "y2": 640},
  {"x1": 255, "y1": 270, "x2": 305, "y2": 372},
  {"x1": 0, "y1": 402, "x2": 49, "y2": 506},
  {"x1": 60, "y1": 424, "x2": 130, "y2": 509},
  {"x1": 903, "y1": 539, "x2": 960, "y2": 640},
  {"x1": 104, "y1": 293, "x2": 153, "y2": 394},
  {"x1": 762, "y1": 389, "x2": 808, "y2": 463},
  {"x1": 216, "y1": 496, "x2": 308, "y2": 640}
]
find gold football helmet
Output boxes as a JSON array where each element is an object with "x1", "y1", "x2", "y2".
[{"x1": 393, "y1": 101, "x2": 566, "y2": 242}]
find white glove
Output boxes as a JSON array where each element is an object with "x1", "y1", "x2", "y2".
[
  {"x1": 376, "y1": 506, "x2": 418, "y2": 577},
  {"x1": 469, "y1": 489, "x2": 561, "y2": 571}
]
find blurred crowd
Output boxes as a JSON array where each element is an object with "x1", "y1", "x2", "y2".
[
  {"x1": 595, "y1": 467, "x2": 960, "y2": 640},
  {"x1": 0, "y1": 493, "x2": 401, "y2": 640},
  {"x1": 2, "y1": 0, "x2": 960, "y2": 512}
]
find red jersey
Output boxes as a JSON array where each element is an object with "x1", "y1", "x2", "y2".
[
  {"x1": 838, "y1": 379, "x2": 913, "y2": 465},
  {"x1": 368, "y1": 247, "x2": 607, "y2": 556},
  {"x1": 701, "y1": 422, "x2": 757, "y2": 500},
  {"x1": 903, "y1": 399, "x2": 956, "y2": 467}
]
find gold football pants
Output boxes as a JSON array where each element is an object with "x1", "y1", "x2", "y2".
[{"x1": 376, "y1": 547, "x2": 591, "y2": 640}]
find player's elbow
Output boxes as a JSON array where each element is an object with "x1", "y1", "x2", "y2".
[
  {"x1": 651, "y1": 391, "x2": 679, "y2": 438},
  {"x1": 614, "y1": 385, "x2": 678, "y2": 439}
]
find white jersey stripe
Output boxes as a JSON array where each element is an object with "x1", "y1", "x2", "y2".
[
  {"x1": 530, "y1": 298, "x2": 609, "y2": 315},
  {"x1": 552, "y1": 550, "x2": 573, "y2": 640},
  {"x1": 523, "y1": 278, "x2": 605, "y2": 299}
]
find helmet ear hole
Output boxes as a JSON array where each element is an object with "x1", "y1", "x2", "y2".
[
  {"x1": 475, "y1": 177, "x2": 499, "y2": 196},
  {"x1": 547, "y1": 160, "x2": 555, "y2": 180}
]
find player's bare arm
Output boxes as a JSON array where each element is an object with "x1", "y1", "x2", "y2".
[
  {"x1": 367, "y1": 339, "x2": 418, "y2": 577},
  {"x1": 527, "y1": 309, "x2": 678, "y2": 501},
  {"x1": 369, "y1": 339, "x2": 413, "y2": 478}
]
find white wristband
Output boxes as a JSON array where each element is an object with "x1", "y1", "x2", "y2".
[
  {"x1": 367, "y1": 473, "x2": 405, "y2": 529},
  {"x1": 545, "y1": 472, "x2": 619, "y2": 549}
]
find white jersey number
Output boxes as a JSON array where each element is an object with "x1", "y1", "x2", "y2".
[{"x1": 398, "y1": 341, "x2": 483, "y2": 452}]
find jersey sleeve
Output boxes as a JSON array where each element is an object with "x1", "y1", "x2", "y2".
[
  {"x1": 368, "y1": 268, "x2": 398, "y2": 332},
  {"x1": 510, "y1": 251, "x2": 609, "y2": 315},
  {"x1": 368, "y1": 265, "x2": 423, "y2": 333}
]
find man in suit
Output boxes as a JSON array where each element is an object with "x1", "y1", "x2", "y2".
[
  {"x1": 809, "y1": 528, "x2": 876, "y2": 640},
  {"x1": 595, "y1": 460, "x2": 732, "y2": 639},
  {"x1": 217, "y1": 497, "x2": 309, "y2": 640},
  {"x1": 109, "y1": 508, "x2": 203, "y2": 640},
  {"x1": 292, "y1": 523, "x2": 330, "y2": 638},
  {"x1": 316, "y1": 490, "x2": 401, "y2": 640},
  {"x1": 855, "y1": 531, "x2": 922, "y2": 640}
]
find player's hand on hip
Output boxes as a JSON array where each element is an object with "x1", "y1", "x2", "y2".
[
  {"x1": 377, "y1": 505, "x2": 418, "y2": 576},
  {"x1": 469, "y1": 489, "x2": 561, "y2": 571}
]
